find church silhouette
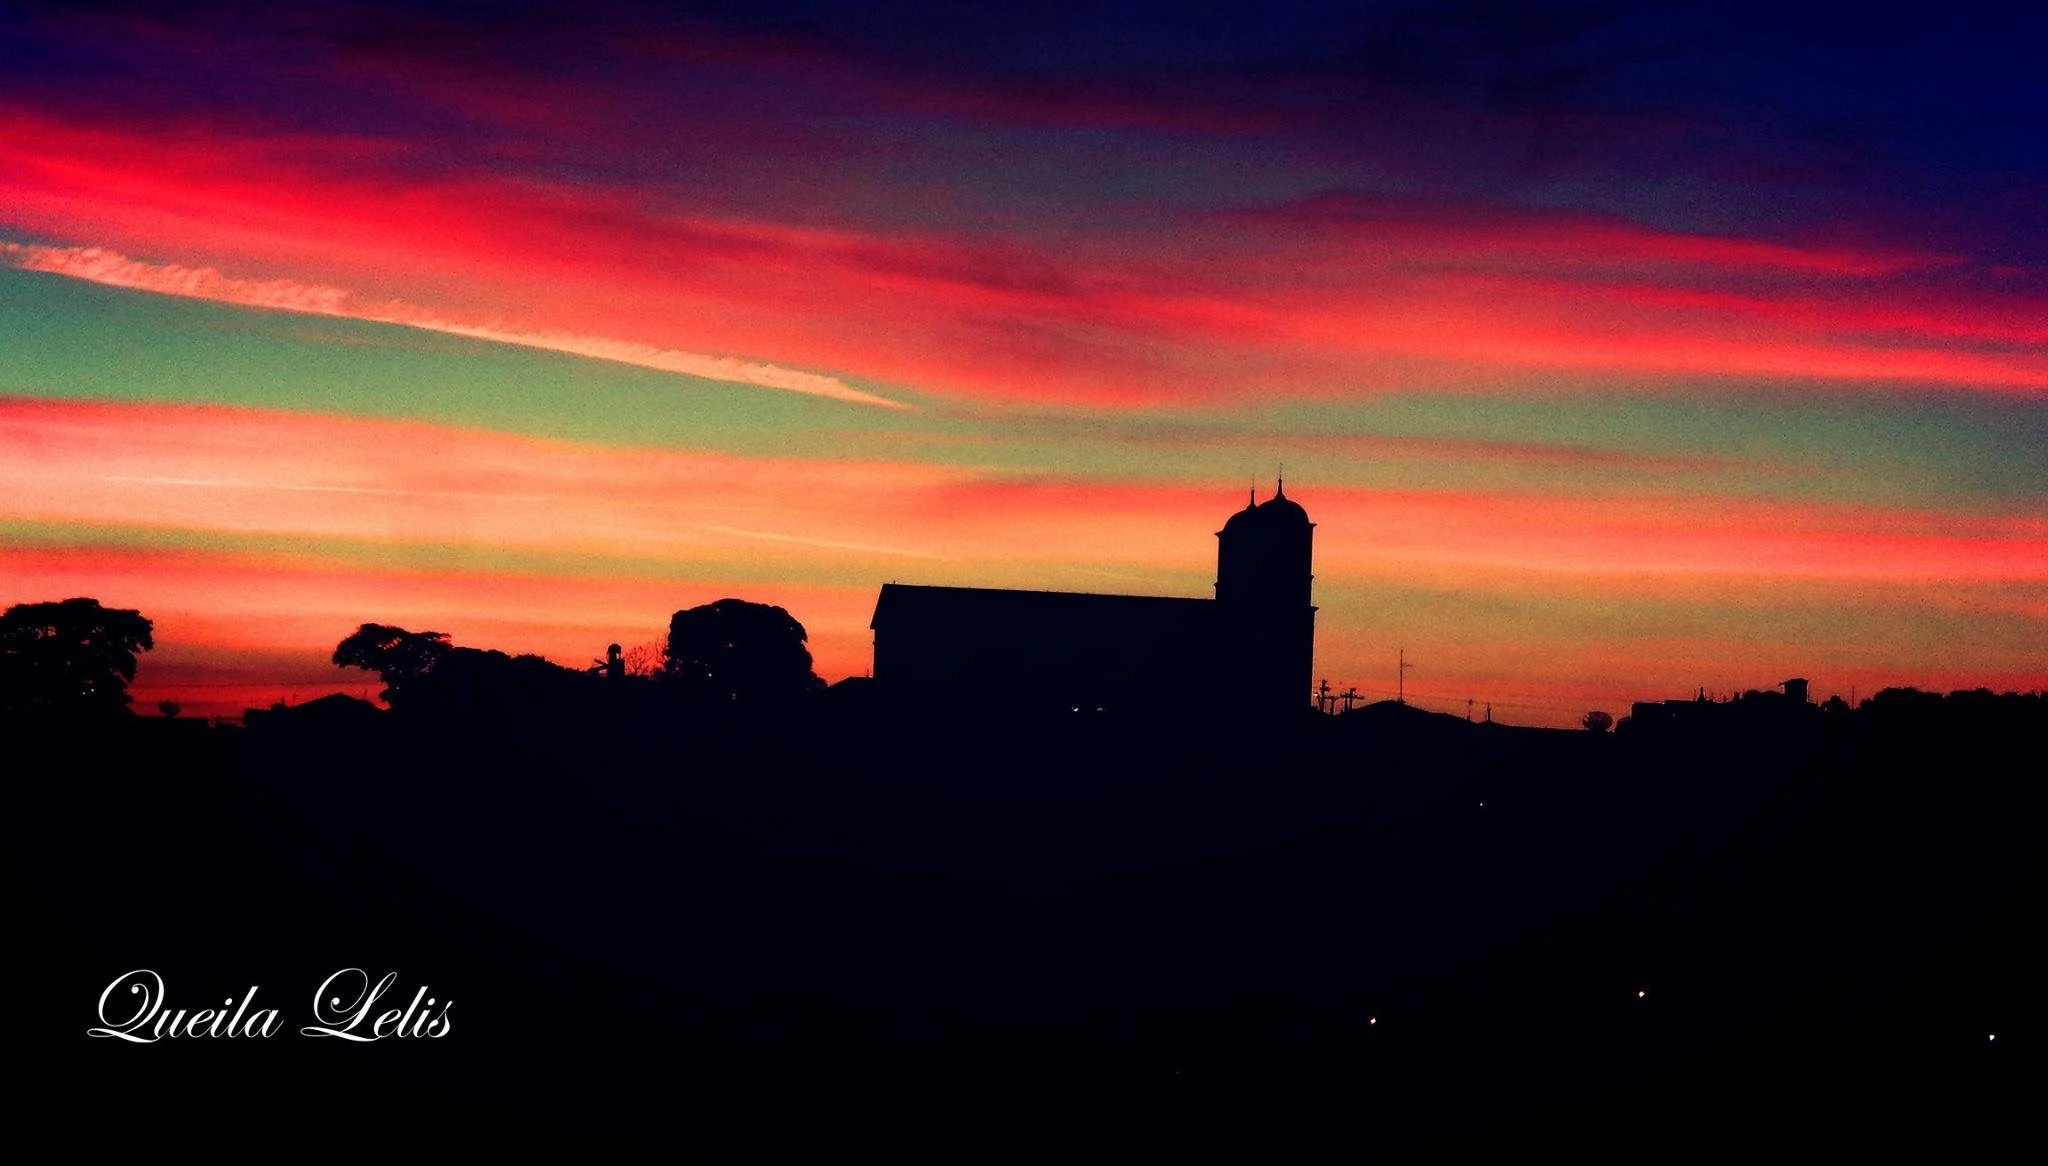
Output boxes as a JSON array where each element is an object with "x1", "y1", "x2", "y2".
[{"x1": 869, "y1": 483, "x2": 1316, "y2": 715}]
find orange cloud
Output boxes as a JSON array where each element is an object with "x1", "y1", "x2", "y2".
[
  {"x1": 0, "y1": 398, "x2": 959, "y2": 558},
  {"x1": 7, "y1": 399, "x2": 2046, "y2": 587}
]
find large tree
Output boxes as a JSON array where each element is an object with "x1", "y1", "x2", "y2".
[
  {"x1": 665, "y1": 599, "x2": 822, "y2": 703},
  {"x1": 333, "y1": 623, "x2": 452, "y2": 706},
  {"x1": 0, "y1": 598, "x2": 155, "y2": 718}
]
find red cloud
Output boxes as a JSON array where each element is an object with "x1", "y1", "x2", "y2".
[{"x1": 4, "y1": 102, "x2": 2045, "y2": 410}]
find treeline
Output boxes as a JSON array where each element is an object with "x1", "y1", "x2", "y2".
[
  {"x1": 6, "y1": 595, "x2": 2040, "y2": 742},
  {"x1": 0, "y1": 595, "x2": 825, "y2": 725}
]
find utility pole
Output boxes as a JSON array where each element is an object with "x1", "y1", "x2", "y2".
[
  {"x1": 1317, "y1": 678, "x2": 1332, "y2": 715},
  {"x1": 1341, "y1": 686, "x2": 1360, "y2": 714},
  {"x1": 1466, "y1": 698, "x2": 1474, "y2": 721},
  {"x1": 1397, "y1": 649, "x2": 1415, "y2": 705}
]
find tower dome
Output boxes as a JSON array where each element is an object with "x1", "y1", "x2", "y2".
[
  {"x1": 1215, "y1": 480, "x2": 1315, "y2": 611},
  {"x1": 1221, "y1": 487, "x2": 1262, "y2": 535},
  {"x1": 1254, "y1": 479, "x2": 1310, "y2": 527}
]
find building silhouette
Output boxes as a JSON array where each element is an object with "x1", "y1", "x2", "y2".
[
  {"x1": 869, "y1": 483, "x2": 1315, "y2": 715},
  {"x1": 1622, "y1": 676, "x2": 1821, "y2": 742}
]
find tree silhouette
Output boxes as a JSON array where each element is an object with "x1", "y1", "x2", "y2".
[
  {"x1": 1582, "y1": 710, "x2": 1614, "y2": 733},
  {"x1": 0, "y1": 597, "x2": 155, "y2": 718},
  {"x1": 665, "y1": 599, "x2": 822, "y2": 703},
  {"x1": 621, "y1": 640, "x2": 665, "y2": 679},
  {"x1": 333, "y1": 623, "x2": 452, "y2": 706},
  {"x1": 405, "y1": 646, "x2": 578, "y2": 715}
]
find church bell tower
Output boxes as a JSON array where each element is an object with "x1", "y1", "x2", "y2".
[{"x1": 1215, "y1": 481, "x2": 1316, "y2": 714}]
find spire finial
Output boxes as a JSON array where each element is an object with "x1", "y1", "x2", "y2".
[{"x1": 1275, "y1": 465, "x2": 1285, "y2": 499}]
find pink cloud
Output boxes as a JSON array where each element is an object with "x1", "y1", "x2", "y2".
[{"x1": 2, "y1": 104, "x2": 2044, "y2": 410}]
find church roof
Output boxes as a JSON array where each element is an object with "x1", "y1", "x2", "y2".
[{"x1": 870, "y1": 583, "x2": 1211, "y2": 631}]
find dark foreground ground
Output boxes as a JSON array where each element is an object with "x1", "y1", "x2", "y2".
[{"x1": 15, "y1": 693, "x2": 2041, "y2": 1157}]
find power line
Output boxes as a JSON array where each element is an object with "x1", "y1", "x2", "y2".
[
  {"x1": 1324, "y1": 681, "x2": 1598, "y2": 718},
  {"x1": 1337, "y1": 683, "x2": 1580, "y2": 714}
]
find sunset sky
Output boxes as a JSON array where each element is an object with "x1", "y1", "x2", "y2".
[{"x1": 3, "y1": 1, "x2": 2044, "y2": 724}]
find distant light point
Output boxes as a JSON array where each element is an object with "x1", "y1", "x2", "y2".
[{"x1": 1637, "y1": 989, "x2": 1647, "y2": 999}]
